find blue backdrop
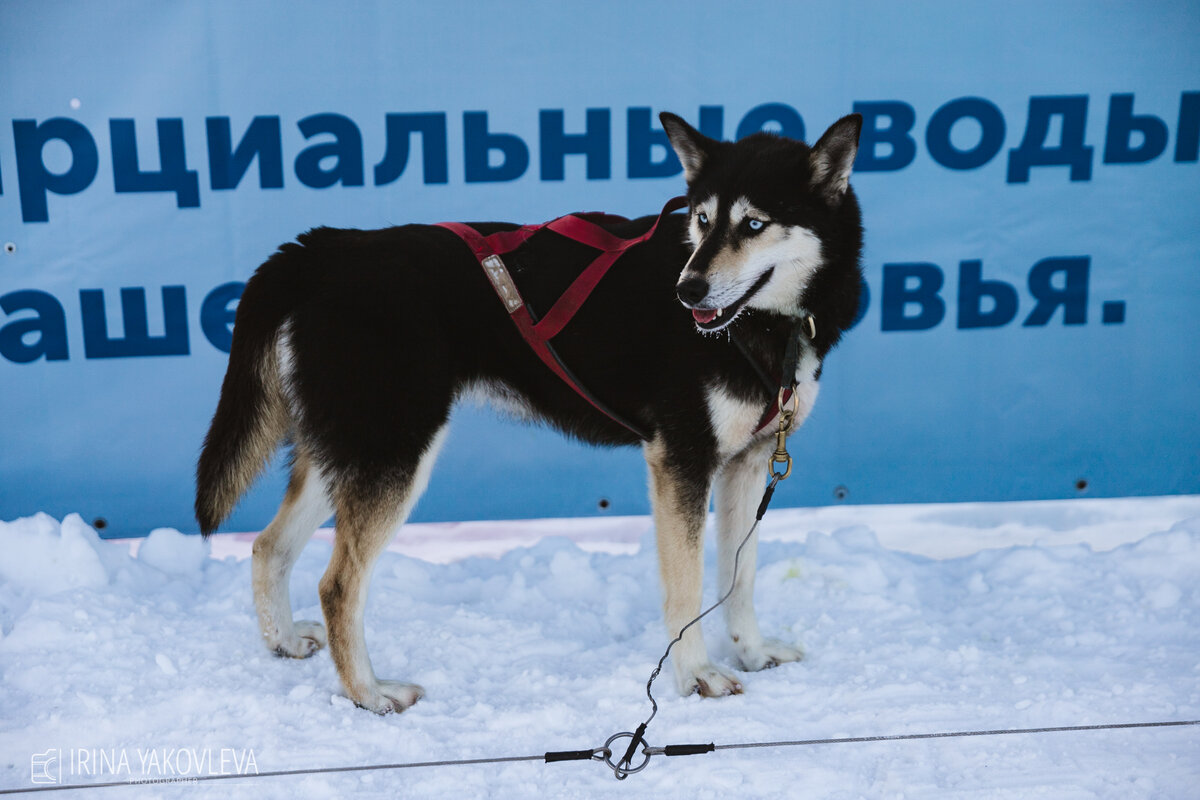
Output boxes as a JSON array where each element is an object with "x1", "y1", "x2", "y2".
[{"x1": 2, "y1": 1, "x2": 1197, "y2": 537}]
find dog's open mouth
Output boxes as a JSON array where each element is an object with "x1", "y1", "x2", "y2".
[{"x1": 690, "y1": 268, "x2": 774, "y2": 332}]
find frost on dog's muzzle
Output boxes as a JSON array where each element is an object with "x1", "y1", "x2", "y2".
[
  {"x1": 684, "y1": 268, "x2": 775, "y2": 333},
  {"x1": 677, "y1": 276, "x2": 725, "y2": 326}
]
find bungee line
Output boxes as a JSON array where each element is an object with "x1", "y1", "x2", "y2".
[{"x1": 615, "y1": 472, "x2": 783, "y2": 777}]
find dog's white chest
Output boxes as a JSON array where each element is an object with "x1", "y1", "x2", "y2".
[
  {"x1": 705, "y1": 344, "x2": 823, "y2": 458},
  {"x1": 705, "y1": 380, "x2": 820, "y2": 458}
]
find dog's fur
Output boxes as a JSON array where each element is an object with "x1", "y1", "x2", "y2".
[{"x1": 195, "y1": 112, "x2": 863, "y2": 713}]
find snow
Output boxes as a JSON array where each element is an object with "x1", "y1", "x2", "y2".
[{"x1": 1, "y1": 498, "x2": 1198, "y2": 798}]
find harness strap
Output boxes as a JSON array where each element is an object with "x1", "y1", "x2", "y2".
[
  {"x1": 437, "y1": 196, "x2": 687, "y2": 441},
  {"x1": 736, "y1": 341, "x2": 794, "y2": 436},
  {"x1": 753, "y1": 389, "x2": 794, "y2": 435},
  {"x1": 741, "y1": 314, "x2": 814, "y2": 435},
  {"x1": 440, "y1": 195, "x2": 809, "y2": 445}
]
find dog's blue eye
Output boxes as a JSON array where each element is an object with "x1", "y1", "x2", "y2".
[
  {"x1": 747, "y1": 218, "x2": 765, "y2": 231},
  {"x1": 697, "y1": 212, "x2": 709, "y2": 226}
]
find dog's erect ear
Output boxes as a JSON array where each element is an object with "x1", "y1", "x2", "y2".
[
  {"x1": 660, "y1": 112, "x2": 717, "y2": 184},
  {"x1": 809, "y1": 113, "x2": 862, "y2": 205}
]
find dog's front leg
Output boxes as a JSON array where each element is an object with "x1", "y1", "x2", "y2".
[
  {"x1": 715, "y1": 442, "x2": 805, "y2": 672},
  {"x1": 645, "y1": 439, "x2": 744, "y2": 697}
]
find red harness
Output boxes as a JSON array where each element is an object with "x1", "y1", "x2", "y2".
[{"x1": 437, "y1": 196, "x2": 793, "y2": 442}]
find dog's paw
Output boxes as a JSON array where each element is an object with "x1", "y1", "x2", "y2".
[
  {"x1": 270, "y1": 620, "x2": 327, "y2": 659},
  {"x1": 677, "y1": 663, "x2": 745, "y2": 698},
  {"x1": 734, "y1": 637, "x2": 804, "y2": 672},
  {"x1": 353, "y1": 680, "x2": 425, "y2": 715}
]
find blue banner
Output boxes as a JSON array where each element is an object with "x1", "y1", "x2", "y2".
[{"x1": 2, "y1": 1, "x2": 1197, "y2": 536}]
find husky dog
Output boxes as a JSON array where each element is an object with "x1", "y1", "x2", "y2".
[{"x1": 196, "y1": 112, "x2": 863, "y2": 713}]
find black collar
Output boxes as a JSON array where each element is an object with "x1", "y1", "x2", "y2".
[{"x1": 731, "y1": 313, "x2": 815, "y2": 397}]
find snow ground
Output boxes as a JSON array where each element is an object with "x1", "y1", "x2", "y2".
[{"x1": 1, "y1": 496, "x2": 1198, "y2": 798}]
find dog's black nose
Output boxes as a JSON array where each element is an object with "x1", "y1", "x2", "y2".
[{"x1": 676, "y1": 277, "x2": 709, "y2": 306}]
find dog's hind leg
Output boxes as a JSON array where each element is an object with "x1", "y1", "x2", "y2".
[
  {"x1": 646, "y1": 438, "x2": 744, "y2": 698},
  {"x1": 252, "y1": 448, "x2": 333, "y2": 658},
  {"x1": 715, "y1": 442, "x2": 804, "y2": 672},
  {"x1": 319, "y1": 426, "x2": 448, "y2": 714}
]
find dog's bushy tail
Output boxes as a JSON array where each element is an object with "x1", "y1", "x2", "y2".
[{"x1": 195, "y1": 245, "x2": 304, "y2": 536}]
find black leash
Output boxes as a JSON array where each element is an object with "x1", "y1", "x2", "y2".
[
  {"x1": 731, "y1": 315, "x2": 812, "y2": 400},
  {"x1": 606, "y1": 319, "x2": 812, "y2": 777},
  {"x1": 607, "y1": 471, "x2": 786, "y2": 778}
]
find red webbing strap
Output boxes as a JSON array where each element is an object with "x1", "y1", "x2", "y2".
[
  {"x1": 435, "y1": 197, "x2": 686, "y2": 439},
  {"x1": 544, "y1": 214, "x2": 628, "y2": 250},
  {"x1": 529, "y1": 249, "x2": 621, "y2": 340},
  {"x1": 437, "y1": 222, "x2": 541, "y2": 264},
  {"x1": 512, "y1": 305, "x2": 581, "y2": 392},
  {"x1": 440, "y1": 197, "x2": 792, "y2": 442},
  {"x1": 438, "y1": 220, "x2": 607, "y2": 419},
  {"x1": 754, "y1": 388, "x2": 794, "y2": 434},
  {"x1": 532, "y1": 196, "x2": 686, "y2": 339}
]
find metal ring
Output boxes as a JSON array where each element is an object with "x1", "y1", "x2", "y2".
[
  {"x1": 779, "y1": 388, "x2": 799, "y2": 420},
  {"x1": 770, "y1": 455, "x2": 793, "y2": 481},
  {"x1": 603, "y1": 732, "x2": 652, "y2": 778}
]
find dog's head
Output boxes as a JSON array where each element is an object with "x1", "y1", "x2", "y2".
[{"x1": 661, "y1": 112, "x2": 862, "y2": 333}]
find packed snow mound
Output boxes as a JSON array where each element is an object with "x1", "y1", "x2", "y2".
[
  {"x1": 137, "y1": 527, "x2": 212, "y2": 576},
  {"x1": 0, "y1": 509, "x2": 1197, "y2": 798},
  {"x1": 0, "y1": 513, "x2": 110, "y2": 594}
]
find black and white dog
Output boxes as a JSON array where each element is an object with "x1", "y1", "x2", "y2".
[{"x1": 196, "y1": 112, "x2": 863, "y2": 713}]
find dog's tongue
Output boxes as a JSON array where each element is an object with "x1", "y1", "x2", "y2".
[{"x1": 692, "y1": 308, "x2": 718, "y2": 324}]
